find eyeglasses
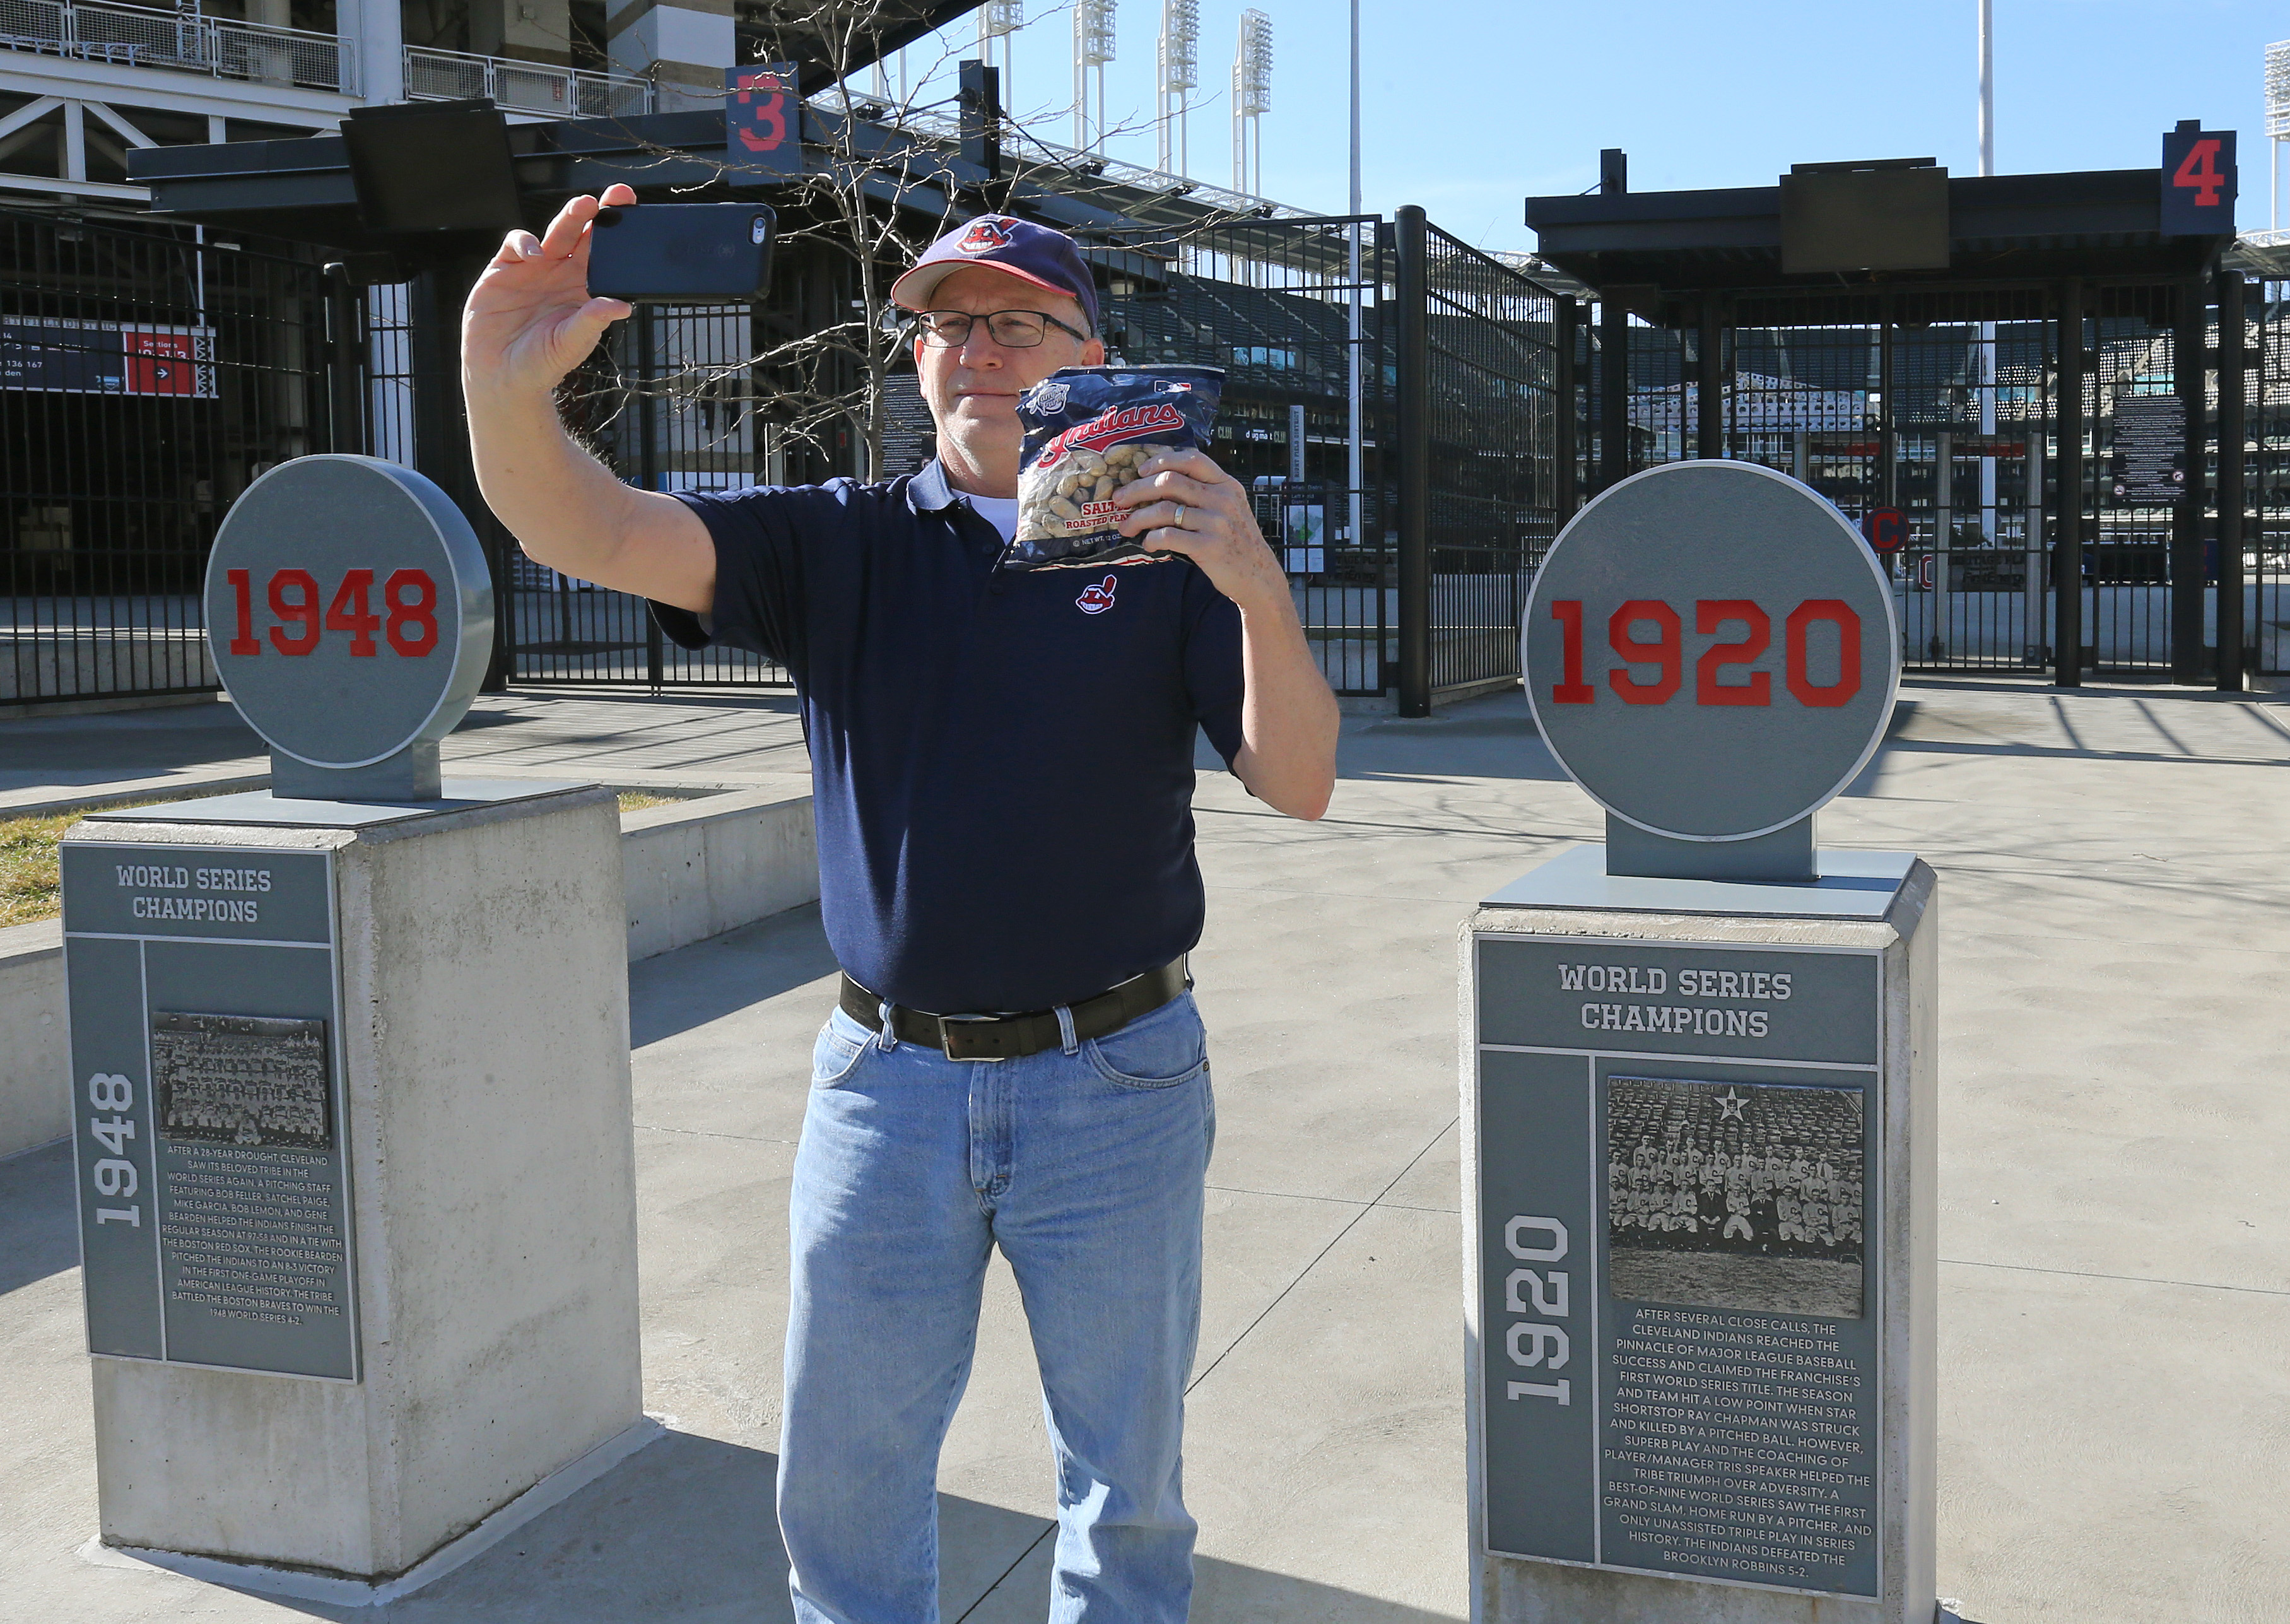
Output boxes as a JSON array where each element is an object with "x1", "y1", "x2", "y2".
[{"x1": 911, "y1": 309, "x2": 1092, "y2": 349}]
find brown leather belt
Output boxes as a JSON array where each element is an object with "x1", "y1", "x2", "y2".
[{"x1": 838, "y1": 960, "x2": 1188, "y2": 1061}]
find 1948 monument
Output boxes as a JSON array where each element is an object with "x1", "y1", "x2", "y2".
[
  {"x1": 61, "y1": 456, "x2": 645, "y2": 1599},
  {"x1": 1465, "y1": 461, "x2": 1937, "y2": 1623}
]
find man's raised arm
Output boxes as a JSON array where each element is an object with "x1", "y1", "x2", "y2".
[{"x1": 462, "y1": 184, "x2": 717, "y2": 615}]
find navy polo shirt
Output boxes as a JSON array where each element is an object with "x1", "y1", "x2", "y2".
[{"x1": 652, "y1": 461, "x2": 1246, "y2": 1015}]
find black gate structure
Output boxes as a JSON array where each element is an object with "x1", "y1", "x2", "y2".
[
  {"x1": 1530, "y1": 156, "x2": 2272, "y2": 688},
  {"x1": 360, "y1": 276, "x2": 795, "y2": 691},
  {"x1": 514, "y1": 301, "x2": 790, "y2": 688},
  {"x1": 1078, "y1": 213, "x2": 1394, "y2": 697},
  {"x1": 2241, "y1": 273, "x2": 2288, "y2": 678},
  {"x1": 54, "y1": 100, "x2": 1583, "y2": 713},
  {"x1": 1677, "y1": 299, "x2": 2060, "y2": 674},
  {"x1": 1391, "y1": 211, "x2": 1564, "y2": 712},
  {"x1": 3, "y1": 207, "x2": 338, "y2": 706}
]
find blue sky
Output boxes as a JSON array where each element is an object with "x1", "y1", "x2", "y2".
[{"x1": 882, "y1": 1, "x2": 2290, "y2": 253}]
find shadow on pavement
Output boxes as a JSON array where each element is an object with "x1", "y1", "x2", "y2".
[
  {"x1": 628, "y1": 904, "x2": 840, "y2": 1049},
  {"x1": 216, "y1": 1427, "x2": 1460, "y2": 1623},
  {"x1": 0, "y1": 1139, "x2": 79, "y2": 1296}
]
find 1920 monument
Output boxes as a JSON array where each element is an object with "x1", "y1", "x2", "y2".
[
  {"x1": 61, "y1": 456, "x2": 647, "y2": 1600},
  {"x1": 1465, "y1": 461, "x2": 1937, "y2": 1623}
]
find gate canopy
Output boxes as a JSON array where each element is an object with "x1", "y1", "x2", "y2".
[{"x1": 1525, "y1": 157, "x2": 2231, "y2": 326}]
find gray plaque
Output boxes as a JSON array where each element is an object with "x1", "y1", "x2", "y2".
[
  {"x1": 64, "y1": 844, "x2": 357, "y2": 1380},
  {"x1": 201, "y1": 455, "x2": 491, "y2": 770},
  {"x1": 1522, "y1": 462, "x2": 1900, "y2": 842},
  {"x1": 1477, "y1": 936, "x2": 1882, "y2": 1601},
  {"x1": 1477, "y1": 936, "x2": 1879, "y2": 1068}
]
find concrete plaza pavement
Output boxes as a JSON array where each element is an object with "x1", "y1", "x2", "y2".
[
  {"x1": 0, "y1": 689, "x2": 816, "y2": 806},
  {"x1": 3, "y1": 679, "x2": 2289, "y2": 1620}
]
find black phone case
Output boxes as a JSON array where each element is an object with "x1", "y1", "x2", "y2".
[{"x1": 588, "y1": 204, "x2": 776, "y2": 302}]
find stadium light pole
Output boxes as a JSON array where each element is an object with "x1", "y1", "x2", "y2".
[
  {"x1": 1074, "y1": 0, "x2": 1113, "y2": 155},
  {"x1": 1158, "y1": 0, "x2": 1199, "y2": 175},
  {"x1": 2267, "y1": 38, "x2": 2290, "y2": 232},
  {"x1": 1231, "y1": 9, "x2": 1270, "y2": 196},
  {"x1": 978, "y1": 1, "x2": 1018, "y2": 115},
  {"x1": 1977, "y1": 0, "x2": 1997, "y2": 547},
  {"x1": 1347, "y1": 0, "x2": 1363, "y2": 568}
]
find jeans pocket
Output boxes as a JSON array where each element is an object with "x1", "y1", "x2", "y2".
[
  {"x1": 1084, "y1": 994, "x2": 1208, "y2": 1090},
  {"x1": 812, "y1": 1009, "x2": 872, "y2": 1088}
]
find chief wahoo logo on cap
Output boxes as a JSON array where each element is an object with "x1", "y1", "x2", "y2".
[{"x1": 958, "y1": 218, "x2": 1019, "y2": 253}]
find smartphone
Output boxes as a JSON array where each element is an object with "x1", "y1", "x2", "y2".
[{"x1": 587, "y1": 203, "x2": 775, "y2": 302}]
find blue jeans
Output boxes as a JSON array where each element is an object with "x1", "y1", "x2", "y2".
[{"x1": 780, "y1": 991, "x2": 1216, "y2": 1623}]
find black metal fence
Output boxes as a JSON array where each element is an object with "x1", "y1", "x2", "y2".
[
  {"x1": 1393, "y1": 210, "x2": 1563, "y2": 712},
  {"x1": 1081, "y1": 214, "x2": 1393, "y2": 695},
  {"x1": 2, "y1": 207, "x2": 337, "y2": 705},
  {"x1": 517, "y1": 302, "x2": 790, "y2": 686},
  {"x1": 2244, "y1": 279, "x2": 2288, "y2": 676},
  {"x1": 1587, "y1": 279, "x2": 2287, "y2": 681}
]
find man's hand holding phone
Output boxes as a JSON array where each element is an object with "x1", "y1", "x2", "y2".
[
  {"x1": 461, "y1": 184, "x2": 717, "y2": 616},
  {"x1": 463, "y1": 184, "x2": 637, "y2": 405}
]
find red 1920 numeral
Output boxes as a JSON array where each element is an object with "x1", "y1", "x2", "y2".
[
  {"x1": 1547, "y1": 598, "x2": 1862, "y2": 709},
  {"x1": 1785, "y1": 599, "x2": 1861, "y2": 707},
  {"x1": 226, "y1": 567, "x2": 438, "y2": 658},
  {"x1": 1607, "y1": 601, "x2": 1682, "y2": 705},
  {"x1": 1696, "y1": 599, "x2": 1771, "y2": 706},
  {"x1": 1547, "y1": 600, "x2": 1595, "y2": 703}
]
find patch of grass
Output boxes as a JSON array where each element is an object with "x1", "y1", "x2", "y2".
[
  {"x1": 0, "y1": 788, "x2": 701, "y2": 929},
  {"x1": 615, "y1": 790, "x2": 684, "y2": 813},
  {"x1": 0, "y1": 794, "x2": 194, "y2": 929}
]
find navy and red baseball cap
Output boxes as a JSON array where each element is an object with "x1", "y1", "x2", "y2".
[{"x1": 890, "y1": 215, "x2": 1100, "y2": 333}]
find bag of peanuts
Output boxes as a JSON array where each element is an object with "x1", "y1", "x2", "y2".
[{"x1": 1005, "y1": 365, "x2": 1226, "y2": 570}]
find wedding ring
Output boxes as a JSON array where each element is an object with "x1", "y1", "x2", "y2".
[{"x1": 1173, "y1": 505, "x2": 1187, "y2": 529}]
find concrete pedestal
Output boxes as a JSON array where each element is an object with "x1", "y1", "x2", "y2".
[
  {"x1": 1462, "y1": 846, "x2": 1937, "y2": 1624},
  {"x1": 60, "y1": 782, "x2": 643, "y2": 1586}
]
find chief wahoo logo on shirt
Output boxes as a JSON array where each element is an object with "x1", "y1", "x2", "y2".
[{"x1": 1075, "y1": 575, "x2": 1119, "y2": 615}]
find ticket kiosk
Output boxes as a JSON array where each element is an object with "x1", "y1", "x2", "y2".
[{"x1": 1465, "y1": 461, "x2": 1937, "y2": 1623}]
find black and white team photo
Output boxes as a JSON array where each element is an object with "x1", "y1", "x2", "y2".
[{"x1": 1605, "y1": 1076, "x2": 1868, "y2": 1319}]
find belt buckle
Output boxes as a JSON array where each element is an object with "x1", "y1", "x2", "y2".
[{"x1": 938, "y1": 1013, "x2": 1006, "y2": 1062}]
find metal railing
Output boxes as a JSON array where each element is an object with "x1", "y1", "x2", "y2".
[
  {"x1": 4, "y1": 208, "x2": 336, "y2": 705},
  {"x1": 1394, "y1": 208, "x2": 1565, "y2": 712},
  {"x1": 0, "y1": 0, "x2": 352, "y2": 91},
  {"x1": 884, "y1": 103, "x2": 1312, "y2": 225},
  {"x1": 402, "y1": 45, "x2": 651, "y2": 120}
]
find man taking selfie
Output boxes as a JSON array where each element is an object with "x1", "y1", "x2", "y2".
[{"x1": 462, "y1": 184, "x2": 1339, "y2": 1621}]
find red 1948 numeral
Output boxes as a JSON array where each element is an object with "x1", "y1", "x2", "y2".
[
  {"x1": 384, "y1": 569, "x2": 439, "y2": 656},
  {"x1": 226, "y1": 567, "x2": 438, "y2": 657},
  {"x1": 324, "y1": 569, "x2": 381, "y2": 657},
  {"x1": 267, "y1": 568, "x2": 321, "y2": 656},
  {"x1": 225, "y1": 568, "x2": 261, "y2": 656},
  {"x1": 1546, "y1": 598, "x2": 1863, "y2": 709}
]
